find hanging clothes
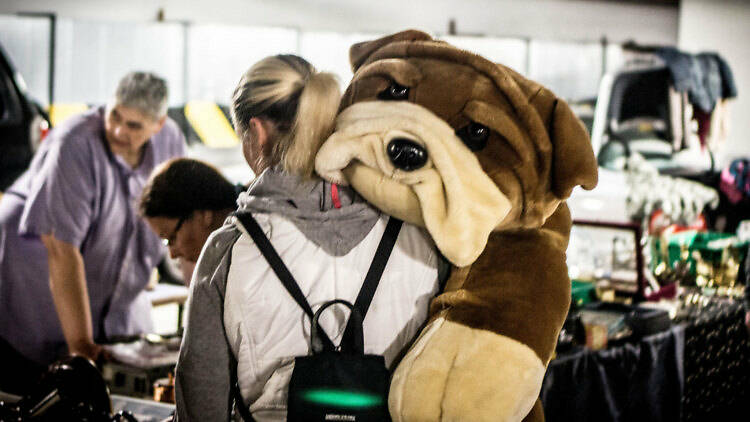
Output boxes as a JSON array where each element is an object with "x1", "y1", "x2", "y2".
[{"x1": 655, "y1": 48, "x2": 737, "y2": 149}]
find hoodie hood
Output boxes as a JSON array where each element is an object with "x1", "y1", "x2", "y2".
[{"x1": 236, "y1": 166, "x2": 380, "y2": 256}]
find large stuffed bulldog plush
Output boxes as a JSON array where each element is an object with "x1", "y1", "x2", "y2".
[{"x1": 316, "y1": 30, "x2": 598, "y2": 421}]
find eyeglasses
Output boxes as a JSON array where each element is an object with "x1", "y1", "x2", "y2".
[{"x1": 162, "y1": 214, "x2": 188, "y2": 247}]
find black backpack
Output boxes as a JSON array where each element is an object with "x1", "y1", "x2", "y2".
[{"x1": 233, "y1": 212, "x2": 402, "y2": 422}]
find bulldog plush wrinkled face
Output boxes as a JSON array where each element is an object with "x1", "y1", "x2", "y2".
[{"x1": 316, "y1": 30, "x2": 597, "y2": 267}]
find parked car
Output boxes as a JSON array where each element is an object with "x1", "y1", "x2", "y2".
[
  {"x1": 589, "y1": 64, "x2": 712, "y2": 177},
  {"x1": 569, "y1": 62, "x2": 718, "y2": 226},
  {"x1": 0, "y1": 42, "x2": 48, "y2": 191}
]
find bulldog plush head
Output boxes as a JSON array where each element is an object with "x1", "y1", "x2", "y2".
[{"x1": 316, "y1": 30, "x2": 598, "y2": 267}]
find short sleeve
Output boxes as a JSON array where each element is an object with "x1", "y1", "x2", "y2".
[
  {"x1": 18, "y1": 137, "x2": 96, "y2": 247},
  {"x1": 165, "y1": 119, "x2": 187, "y2": 158}
]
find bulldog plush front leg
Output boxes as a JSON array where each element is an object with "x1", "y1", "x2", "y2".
[
  {"x1": 389, "y1": 316, "x2": 545, "y2": 422},
  {"x1": 390, "y1": 206, "x2": 573, "y2": 422}
]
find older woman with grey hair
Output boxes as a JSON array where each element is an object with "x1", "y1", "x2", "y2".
[{"x1": 0, "y1": 71, "x2": 185, "y2": 395}]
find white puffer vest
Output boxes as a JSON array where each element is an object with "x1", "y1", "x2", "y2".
[{"x1": 224, "y1": 213, "x2": 439, "y2": 421}]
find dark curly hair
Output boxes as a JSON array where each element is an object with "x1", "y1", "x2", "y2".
[{"x1": 138, "y1": 158, "x2": 238, "y2": 219}]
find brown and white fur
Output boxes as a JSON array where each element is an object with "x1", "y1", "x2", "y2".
[{"x1": 316, "y1": 30, "x2": 598, "y2": 422}]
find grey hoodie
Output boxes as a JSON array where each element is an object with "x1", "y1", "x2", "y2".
[{"x1": 236, "y1": 166, "x2": 380, "y2": 256}]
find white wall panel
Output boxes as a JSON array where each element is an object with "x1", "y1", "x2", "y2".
[
  {"x1": 529, "y1": 40, "x2": 603, "y2": 101},
  {"x1": 54, "y1": 19, "x2": 184, "y2": 106},
  {"x1": 605, "y1": 43, "x2": 626, "y2": 74},
  {"x1": 0, "y1": 14, "x2": 51, "y2": 106},
  {"x1": 441, "y1": 36, "x2": 528, "y2": 74},
  {"x1": 186, "y1": 25, "x2": 297, "y2": 104},
  {"x1": 299, "y1": 31, "x2": 383, "y2": 89}
]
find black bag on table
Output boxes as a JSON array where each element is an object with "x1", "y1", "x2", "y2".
[{"x1": 233, "y1": 212, "x2": 401, "y2": 422}]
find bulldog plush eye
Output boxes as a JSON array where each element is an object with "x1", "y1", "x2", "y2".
[
  {"x1": 456, "y1": 122, "x2": 490, "y2": 151},
  {"x1": 378, "y1": 83, "x2": 410, "y2": 100}
]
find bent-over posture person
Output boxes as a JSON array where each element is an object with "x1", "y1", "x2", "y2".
[{"x1": 0, "y1": 72, "x2": 185, "y2": 394}]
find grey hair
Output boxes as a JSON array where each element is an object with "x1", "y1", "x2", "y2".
[
  {"x1": 231, "y1": 55, "x2": 340, "y2": 179},
  {"x1": 113, "y1": 72, "x2": 168, "y2": 120}
]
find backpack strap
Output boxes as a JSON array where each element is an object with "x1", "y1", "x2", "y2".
[
  {"x1": 229, "y1": 351, "x2": 256, "y2": 422},
  {"x1": 311, "y1": 299, "x2": 363, "y2": 354},
  {"x1": 342, "y1": 217, "x2": 402, "y2": 351},
  {"x1": 234, "y1": 211, "x2": 336, "y2": 351}
]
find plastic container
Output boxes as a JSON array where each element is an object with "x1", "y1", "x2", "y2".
[
  {"x1": 571, "y1": 280, "x2": 596, "y2": 308},
  {"x1": 625, "y1": 307, "x2": 671, "y2": 337}
]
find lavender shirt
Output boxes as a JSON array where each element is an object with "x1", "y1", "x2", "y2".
[{"x1": 0, "y1": 106, "x2": 185, "y2": 365}]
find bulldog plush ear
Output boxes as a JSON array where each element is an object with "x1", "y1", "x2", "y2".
[
  {"x1": 549, "y1": 98, "x2": 598, "y2": 198},
  {"x1": 350, "y1": 29, "x2": 433, "y2": 73}
]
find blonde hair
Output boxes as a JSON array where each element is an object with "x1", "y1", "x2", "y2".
[{"x1": 231, "y1": 55, "x2": 340, "y2": 178}]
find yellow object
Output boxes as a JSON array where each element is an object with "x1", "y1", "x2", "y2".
[
  {"x1": 48, "y1": 103, "x2": 89, "y2": 127},
  {"x1": 184, "y1": 101, "x2": 239, "y2": 148}
]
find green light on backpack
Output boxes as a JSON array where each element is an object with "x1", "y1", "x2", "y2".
[{"x1": 302, "y1": 389, "x2": 382, "y2": 408}]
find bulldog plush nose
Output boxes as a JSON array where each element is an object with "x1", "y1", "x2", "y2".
[{"x1": 387, "y1": 138, "x2": 428, "y2": 171}]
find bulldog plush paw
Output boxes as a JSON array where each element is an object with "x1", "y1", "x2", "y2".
[{"x1": 389, "y1": 315, "x2": 544, "y2": 422}]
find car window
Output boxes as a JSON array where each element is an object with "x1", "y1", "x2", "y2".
[
  {"x1": 0, "y1": 70, "x2": 22, "y2": 127},
  {"x1": 0, "y1": 76, "x2": 6, "y2": 119}
]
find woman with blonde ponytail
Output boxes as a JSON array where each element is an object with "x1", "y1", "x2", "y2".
[
  {"x1": 230, "y1": 54, "x2": 341, "y2": 179},
  {"x1": 173, "y1": 55, "x2": 440, "y2": 421}
]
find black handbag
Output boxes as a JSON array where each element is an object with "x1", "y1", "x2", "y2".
[
  {"x1": 233, "y1": 212, "x2": 401, "y2": 422},
  {"x1": 286, "y1": 299, "x2": 391, "y2": 422}
]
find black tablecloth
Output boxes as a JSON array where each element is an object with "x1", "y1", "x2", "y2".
[
  {"x1": 679, "y1": 299, "x2": 750, "y2": 420},
  {"x1": 541, "y1": 325, "x2": 684, "y2": 422},
  {"x1": 541, "y1": 298, "x2": 750, "y2": 421}
]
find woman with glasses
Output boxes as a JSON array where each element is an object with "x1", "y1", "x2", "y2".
[{"x1": 139, "y1": 157, "x2": 240, "y2": 284}]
